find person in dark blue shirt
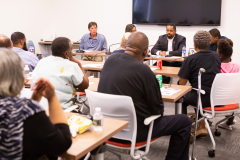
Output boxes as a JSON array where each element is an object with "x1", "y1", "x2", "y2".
[{"x1": 209, "y1": 28, "x2": 227, "y2": 52}]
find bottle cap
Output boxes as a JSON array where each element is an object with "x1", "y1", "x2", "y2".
[{"x1": 95, "y1": 107, "x2": 101, "y2": 112}]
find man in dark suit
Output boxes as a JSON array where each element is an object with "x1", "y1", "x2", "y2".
[{"x1": 151, "y1": 24, "x2": 186, "y2": 68}]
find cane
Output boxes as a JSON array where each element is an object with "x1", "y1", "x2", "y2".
[{"x1": 191, "y1": 68, "x2": 206, "y2": 160}]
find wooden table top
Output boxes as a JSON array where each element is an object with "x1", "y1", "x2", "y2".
[
  {"x1": 60, "y1": 112, "x2": 129, "y2": 160},
  {"x1": 88, "y1": 78, "x2": 99, "y2": 92},
  {"x1": 39, "y1": 41, "x2": 80, "y2": 46},
  {"x1": 161, "y1": 84, "x2": 192, "y2": 102},
  {"x1": 85, "y1": 78, "x2": 192, "y2": 103},
  {"x1": 80, "y1": 60, "x2": 180, "y2": 77},
  {"x1": 151, "y1": 66, "x2": 180, "y2": 77},
  {"x1": 73, "y1": 51, "x2": 109, "y2": 57},
  {"x1": 145, "y1": 56, "x2": 184, "y2": 62}
]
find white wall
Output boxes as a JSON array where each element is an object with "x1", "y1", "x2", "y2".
[{"x1": 1, "y1": 0, "x2": 240, "y2": 64}]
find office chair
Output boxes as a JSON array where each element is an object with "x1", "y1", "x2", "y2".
[
  {"x1": 85, "y1": 89, "x2": 161, "y2": 160},
  {"x1": 191, "y1": 72, "x2": 240, "y2": 158}
]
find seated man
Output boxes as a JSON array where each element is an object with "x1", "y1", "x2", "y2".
[
  {"x1": 11, "y1": 32, "x2": 39, "y2": 69},
  {"x1": 0, "y1": 35, "x2": 13, "y2": 48},
  {"x1": 179, "y1": 31, "x2": 221, "y2": 138},
  {"x1": 209, "y1": 28, "x2": 227, "y2": 52},
  {"x1": 80, "y1": 21, "x2": 108, "y2": 62},
  {"x1": 151, "y1": 23, "x2": 186, "y2": 67},
  {"x1": 98, "y1": 32, "x2": 191, "y2": 160},
  {"x1": 32, "y1": 37, "x2": 89, "y2": 109}
]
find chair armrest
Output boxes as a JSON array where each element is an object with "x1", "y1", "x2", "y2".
[{"x1": 144, "y1": 115, "x2": 161, "y2": 125}]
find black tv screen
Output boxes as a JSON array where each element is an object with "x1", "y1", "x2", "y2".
[{"x1": 132, "y1": 0, "x2": 222, "y2": 26}]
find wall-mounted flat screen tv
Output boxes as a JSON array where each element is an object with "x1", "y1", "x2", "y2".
[{"x1": 132, "y1": 0, "x2": 222, "y2": 26}]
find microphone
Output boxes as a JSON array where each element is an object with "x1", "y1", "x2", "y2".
[
  {"x1": 76, "y1": 39, "x2": 89, "y2": 53},
  {"x1": 105, "y1": 43, "x2": 121, "y2": 55}
]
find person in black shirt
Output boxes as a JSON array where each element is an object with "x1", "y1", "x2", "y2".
[
  {"x1": 98, "y1": 32, "x2": 191, "y2": 160},
  {"x1": 178, "y1": 30, "x2": 221, "y2": 138},
  {"x1": 209, "y1": 28, "x2": 227, "y2": 52}
]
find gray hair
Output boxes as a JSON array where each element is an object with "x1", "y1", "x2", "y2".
[
  {"x1": 0, "y1": 48, "x2": 24, "y2": 97},
  {"x1": 194, "y1": 30, "x2": 212, "y2": 51}
]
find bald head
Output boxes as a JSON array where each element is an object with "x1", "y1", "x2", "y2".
[
  {"x1": 125, "y1": 32, "x2": 149, "y2": 62},
  {"x1": 0, "y1": 35, "x2": 13, "y2": 48}
]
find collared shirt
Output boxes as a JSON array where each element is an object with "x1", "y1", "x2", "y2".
[
  {"x1": 156, "y1": 36, "x2": 175, "y2": 56},
  {"x1": 12, "y1": 47, "x2": 39, "y2": 69},
  {"x1": 79, "y1": 33, "x2": 108, "y2": 51}
]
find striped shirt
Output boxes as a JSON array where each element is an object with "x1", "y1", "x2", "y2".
[
  {"x1": 0, "y1": 97, "x2": 43, "y2": 160},
  {"x1": 79, "y1": 33, "x2": 108, "y2": 51}
]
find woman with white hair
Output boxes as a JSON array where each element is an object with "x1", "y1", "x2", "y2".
[{"x1": 0, "y1": 48, "x2": 72, "y2": 159}]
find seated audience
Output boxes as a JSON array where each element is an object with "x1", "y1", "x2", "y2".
[
  {"x1": 217, "y1": 39, "x2": 240, "y2": 130},
  {"x1": 178, "y1": 31, "x2": 221, "y2": 138},
  {"x1": 0, "y1": 34, "x2": 13, "y2": 48},
  {"x1": 112, "y1": 32, "x2": 131, "y2": 54},
  {"x1": 0, "y1": 48, "x2": 72, "y2": 159},
  {"x1": 209, "y1": 28, "x2": 227, "y2": 52},
  {"x1": 11, "y1": 32, "x2": 39, "y2": 69},
  {"x1": 125, "y1": 24, "x2": 137, "y2": 33},
  {"x1": 32, "y1": 37, "x2": 89, "y2": 109},
  {"x1": 98, "y1": 32, "x2": 191, "y2": 160}
]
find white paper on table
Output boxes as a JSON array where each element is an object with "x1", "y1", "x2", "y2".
[
  {"x1": 27, "y1": 77, "x2": 33, "y2": 80},
  {"x1": 160, "y1": 88, "x2": 181, "y2": 96},
  {"x1": 84, "y1": 50, "x2": 94, "y2": 52},
  {"x1": 151, "y1": 68, "x2": 158, "y2": 71},
  {"x1": 82, "y1": 64, "x2": 103, "y2": 67},
  {"x1": 151, "y1": 55, "x2": 161, "y2": 57},
  {"x1": 165, "y1": 56, "x2": 182, "y2": 59},
  {"x1": 89, "y1": 82, "x2": 94, "y2": 85}
]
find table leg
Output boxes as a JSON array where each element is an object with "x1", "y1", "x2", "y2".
[
  {"x1": 175, "y1": 97, "x2": 184, "y2": 114},
  {"x1": 91, "y1": 143, "x2": 106, "y2": 160},
  {"x1": 93, "y1": 71, "x2": 100, "y2": 78}
]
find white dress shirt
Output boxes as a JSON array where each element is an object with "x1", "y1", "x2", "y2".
[{"x1": 156, "y1": 36, "x2": 175, "y2": 56}]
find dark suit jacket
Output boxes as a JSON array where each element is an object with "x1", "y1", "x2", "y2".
[{"x1": 151, "y1": 34, "x2": 186, "y2": 56}]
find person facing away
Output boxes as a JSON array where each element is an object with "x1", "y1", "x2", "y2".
[
  {"x1": 80, "y1": 21, "x2": 108, "y2": 62},
  {"x1": 98, "y1": 31, "x2": 191, "y2": 160},
  {"x1": 0, "y1": 34, "x2": 13, "y2": 48},
  {"x1": 32, "y1": 37, "x2": 89, "y2": 109},
  {"x1": 11, "y1": 32, "x2": 39, "y2": 69},
  {"x1": 0, "y1": 48, "x2": 72, "y2": 159},
  {"x1": 209, "y1": 28, "x2": 227, "y2": 52},
  {"x1": 125, "y1": 24, "x2": 137, "y2": 33},
  {"x1": 216, "y1": 38, "x2": 240, "y2": 130},
  {"x1": 178, "y1": 30, "x2": 221, "y2": 139},
  {"x1": 151, "y1": 23, "x2": 186, "y2": 57},
  {"x1": 112, "y1": 24, "x2": 136, "y2": 54}
]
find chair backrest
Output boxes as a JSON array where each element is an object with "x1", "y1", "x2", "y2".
[
  {"x1": 85, "y1": 89, "x2": 137, "y2": 142},
  {"x1": 211, "y1": 73, "x2": 240, "y2": 107}
]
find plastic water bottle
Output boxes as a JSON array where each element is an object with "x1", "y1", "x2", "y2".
[
  {"x1": 182, "y1": 45, "x2": 186, "y2": 57},
  {"x1": 93, "y1": 107, "x2": 103, "y2": 132},
  {"x1": 29, "y1": 45, "x2": 35, "y2": 54},
  {"x1": 24, "y1": 65, "x2": 30, "y2": 78}
]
